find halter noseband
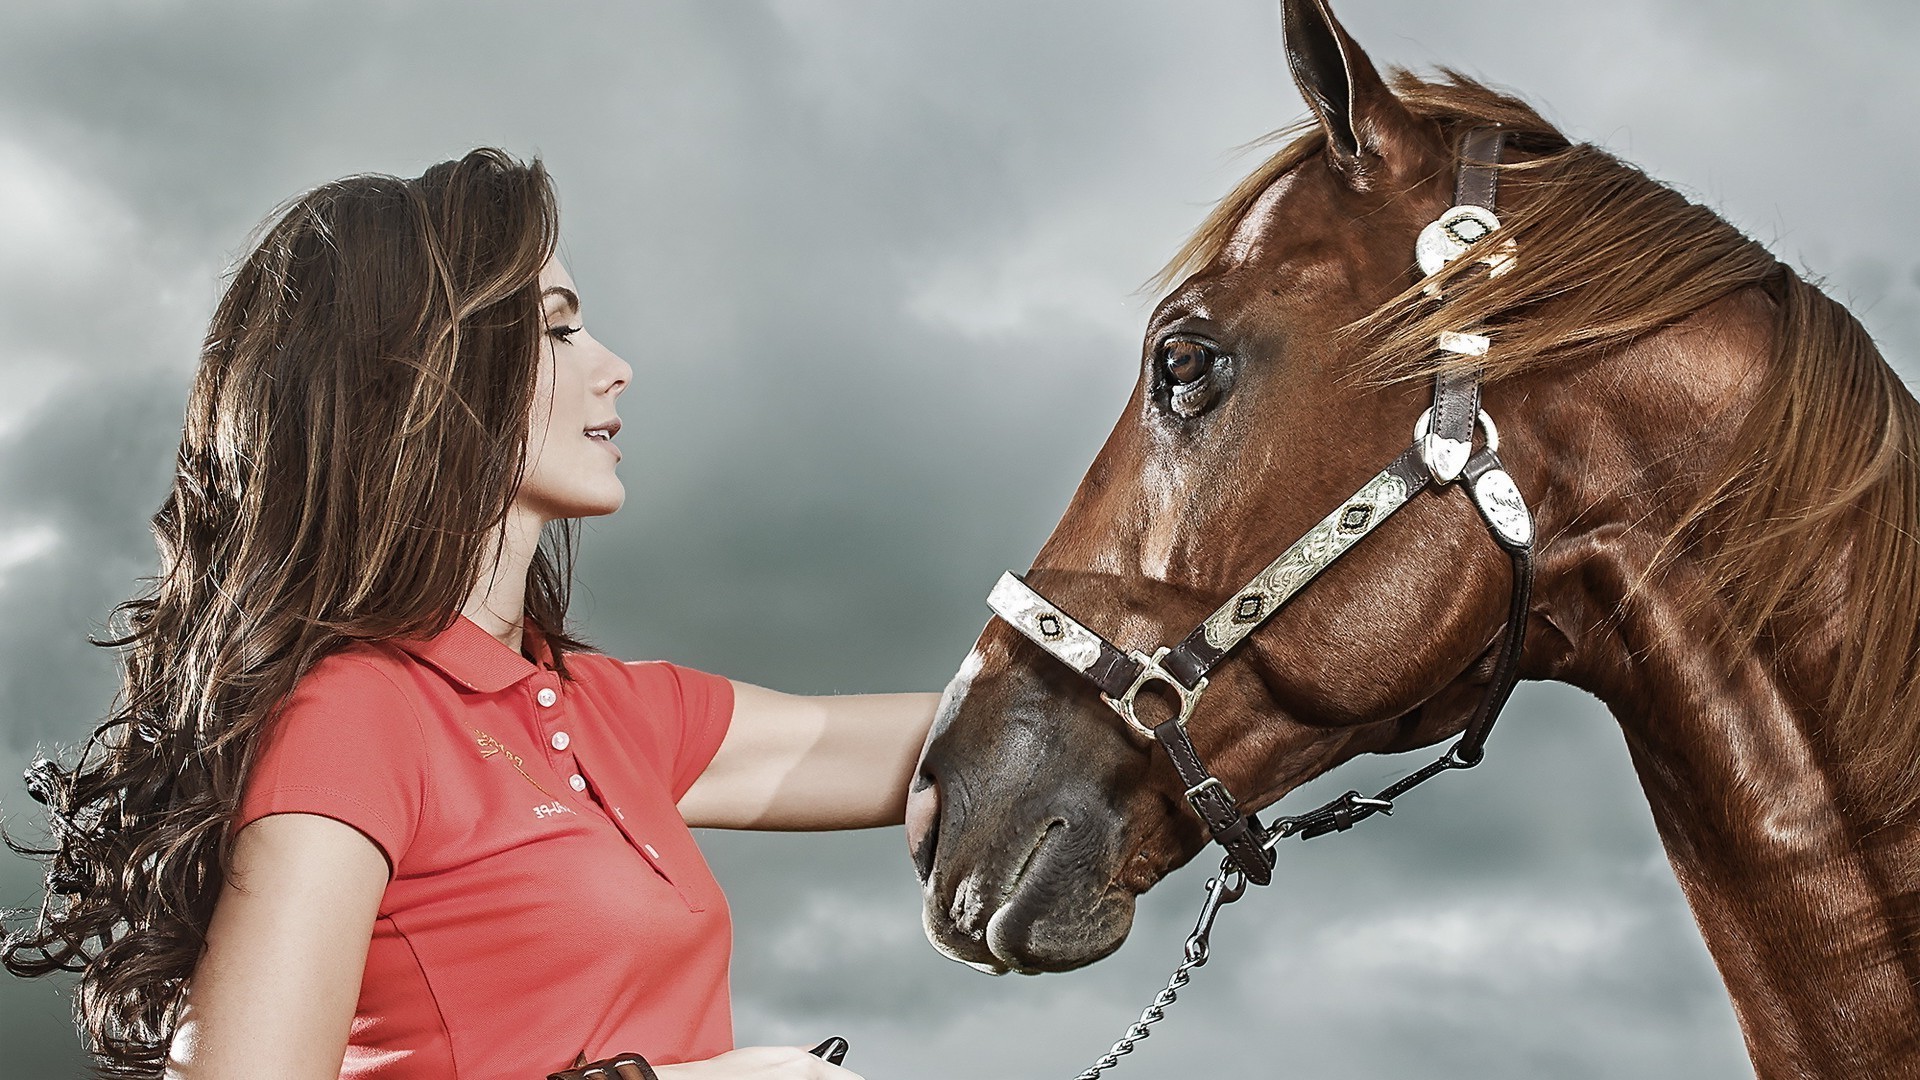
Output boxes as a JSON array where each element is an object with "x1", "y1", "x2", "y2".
[{"x1": 984, "y1": 128, "x2": 1535, "y2": 887}]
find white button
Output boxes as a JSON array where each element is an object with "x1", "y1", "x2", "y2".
[
  {"x1": 550, "y1": 730, "x2": 570, "y2": 751},
  {"x1": 536, "y1": 687, "x2": 558, "y2": 707},
  {"x1": 568, "y1": 773, "x2": 586, "y2": 792}
]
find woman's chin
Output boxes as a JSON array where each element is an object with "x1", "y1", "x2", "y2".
[{"x1": 579, "y1": 490, "x2": 624, "y2": 518}]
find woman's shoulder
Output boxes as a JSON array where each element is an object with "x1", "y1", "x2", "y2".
[
  {"x1": 264, "y1": 642, "x2": 436, "y2": 751},
  {"x1": 238, "y1": 643, "x2": 434, "y2": 869},
  {"x1": 562, "y1": 651, "x2": 732, "y2": 704},
  {"x1": 281, "y1": 641, "x2": 419, "y2": 704},
  {"x1": 560, "y1": 652, "x2": 736, "y2": 797}
]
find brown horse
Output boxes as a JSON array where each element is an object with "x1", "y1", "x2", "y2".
[{"x1": 905, "y1": 1, "x2": 1920, "y2": 1076}]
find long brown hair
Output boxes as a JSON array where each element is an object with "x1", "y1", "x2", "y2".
[
  {"x1": 2, "y1": 147, "x2": 594, "y2": 1077},
  {"x1": 1161, "y1": 71, "x2": 1920, "y2": 822}
]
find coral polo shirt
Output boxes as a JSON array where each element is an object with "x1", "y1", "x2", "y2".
[{"x1": 230, "y1": 613, "x2": 736, "y2": 1079}]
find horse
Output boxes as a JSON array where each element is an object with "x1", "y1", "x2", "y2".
[{"x1": 903, "y1": 1, "x2": 1920, "y2": 1076}]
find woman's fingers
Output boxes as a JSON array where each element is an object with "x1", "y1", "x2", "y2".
[{"x1": 652, "y1": 1044, "x2": 864, "y2": 1080}]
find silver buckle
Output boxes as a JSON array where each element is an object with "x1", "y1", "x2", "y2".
[
  {"x1": 1104, "y1": 646, "x2": 1208, "y2": 740},
  {"x1": 1183, "y1": 776, "x2": 1233, "y2": 818}
]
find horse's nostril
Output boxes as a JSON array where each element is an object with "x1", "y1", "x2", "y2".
[{"x1": 905, "y1": 768, "x2": 942, "y2": 883}]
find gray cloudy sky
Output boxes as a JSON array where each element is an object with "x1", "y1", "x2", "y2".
[{"x1": 2, "y1": 1, "x2": 1916, "y2": 1077}]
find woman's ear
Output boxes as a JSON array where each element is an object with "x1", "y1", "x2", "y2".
[{"x1": 1282, "y1": 0, "x2": 1425, "y2": 187}]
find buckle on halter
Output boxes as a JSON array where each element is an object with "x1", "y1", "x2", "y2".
[
  {"x1": 1183, "y1": 776, "x2": 1233, "y2": 819},
  {"x1": 1104, "y1": 647, "x2": 1207, "y2": 740}
]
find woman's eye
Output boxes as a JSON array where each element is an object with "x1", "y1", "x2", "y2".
[
  {"x1": 1160, "y1": 338, "x2": 1217, "y2": 385},
  {"x1": 548, "y1": 325, "x2": 583, "y2": 342}
]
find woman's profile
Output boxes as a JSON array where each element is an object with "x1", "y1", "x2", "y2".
[{"x1": 2, "y1": 148, "x2": 938, "y2": 1080}]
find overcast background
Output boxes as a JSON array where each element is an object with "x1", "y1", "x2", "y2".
[{"x1": 1, "y1": 2, "x2": 1915, "y2": 1078}]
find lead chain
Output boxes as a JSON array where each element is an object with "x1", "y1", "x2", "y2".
[{"x1": 1072, "y1": 859, "x2": 1246, "y2": 1080}]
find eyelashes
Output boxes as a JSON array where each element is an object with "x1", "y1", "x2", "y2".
[{"x1": 547, "y1": 325, "x2": 583, "y2": 342}]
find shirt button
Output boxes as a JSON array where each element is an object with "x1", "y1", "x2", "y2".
[
  {"x1": 568, "y1": 773, "x2": 586, "y2": 792},
  {"x1": 536, "y1": 687, "x2": 558, "y2": 707},
  {"x1": 550, "y1": 730, "x2": 570, "y2": 751}
]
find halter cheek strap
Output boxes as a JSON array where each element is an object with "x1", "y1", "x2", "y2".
[{"x1": 984, "y1": 128, "x2": 1533, "y2": 886}]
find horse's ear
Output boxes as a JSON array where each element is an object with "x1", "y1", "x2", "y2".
[{"x1": 1282, "y1": 0, "x2": 1420, "y2": 182}]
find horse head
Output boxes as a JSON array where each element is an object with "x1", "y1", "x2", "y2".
[
  {"x1": 907, "y1": 15, "x2": 1920, "y2": 1076},
  {"x1": 909, "y1": 0, "x2": 1569, "y2": 974}
]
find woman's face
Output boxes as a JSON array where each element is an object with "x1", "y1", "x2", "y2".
[{"x1": 513, "y1": 257, "x2": 633, "y2": 523}]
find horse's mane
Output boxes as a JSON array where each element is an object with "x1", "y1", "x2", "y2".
[{"x1": 1161, "y1": 71, "x2": 1920, "y2": 823}]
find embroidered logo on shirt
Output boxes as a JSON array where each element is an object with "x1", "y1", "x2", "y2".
[
  {"x1": 532, "y1": 800, "x2": 575, "y2": 819},
  {"x1": 473, "y1": 727, "x2": 568, "y2": 805}
]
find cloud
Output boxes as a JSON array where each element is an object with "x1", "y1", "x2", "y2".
[{"x1": 0, "y1": 2, "x2": 1911, "y2": 1077}]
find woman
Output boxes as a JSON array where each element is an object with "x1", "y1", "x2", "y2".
[{"x1": 2, "y1": 148, "x2": 939, "y2": 1080}]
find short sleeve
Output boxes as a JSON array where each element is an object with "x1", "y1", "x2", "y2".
[
  {"x1": 610, "y1": 660, "x2": 736, "y2": 800},
  {"x1": 230, "y1": 656, "x2": 428, "y2": 878}
]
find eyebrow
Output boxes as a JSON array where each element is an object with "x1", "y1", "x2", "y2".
[{"x1": 541, "y1": 286, "x2": 580, "y2": 316}]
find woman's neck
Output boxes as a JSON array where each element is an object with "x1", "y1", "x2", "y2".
[{"x1": 462, "y1": 505, "x2": 547, "y2": 654}]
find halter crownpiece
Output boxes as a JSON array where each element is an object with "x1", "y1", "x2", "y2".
[{"x1": 984, "y1": 127, "x2": 1533, "y2": 891}]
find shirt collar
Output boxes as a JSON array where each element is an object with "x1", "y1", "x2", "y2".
[{"x1": 394, "y1": 612, "x2": 554, "y2": 694}]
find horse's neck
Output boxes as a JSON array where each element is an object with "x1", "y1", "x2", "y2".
[
  {"x1": 1568, "y1": 564, "x2": 1920, "y2": 1075},
  {"x1": 1527, "y1": 310, "x2": 1920, "y2": 1077}
]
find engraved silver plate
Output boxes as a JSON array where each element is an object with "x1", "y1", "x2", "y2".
[
  {"x1": 1469, "y1": 467, "x2": 1533, "y2": 548},
  {"x1": 988, "y1": 572, "x2": 1105, "y2": 673},
  {"x1": 1199, "y1": 468, "x2": 1413, "y2": 653}
]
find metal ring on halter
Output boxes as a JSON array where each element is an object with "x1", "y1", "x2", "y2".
[
  {"x1": 1103, "y1": 647, "x2": 1208, "y2": 740},
  {"x1": 1412, "y1": 407, "x2": 1500, "y2": 455}
]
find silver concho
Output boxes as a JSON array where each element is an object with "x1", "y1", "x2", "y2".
[
  {"x1": 1416, "y1": 204, "x2": 1517, "y2": 285},
  {"x1": 1421, "y1": 434, "x2": 1472, "y2": 486},
  {"x1": 1469, "y1": 467, "x2": 1533, "y2": 548},
  {"x1": 988, "y1": 572, "x2": 1104, "y2": 672},
  {"x1": 1413, "y1": 407, "x2": 1500, "y2": 485}
]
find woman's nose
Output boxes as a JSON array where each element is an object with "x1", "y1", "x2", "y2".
[{"x1": 601, "y1": 347, "x2": 633, "y2": 395}]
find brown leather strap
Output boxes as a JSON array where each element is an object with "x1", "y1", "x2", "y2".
[
  {"x1": 1426, "y1": 368, "x2": 1483, "y2": 477},
  {"x1": 1455, "y1": 125, "x2": 1506, "y2": 210},
  {"x1": 1152, "y1": 717, "x2": 1274, "y2": 885},
  {"x1": 1084, "y1": 645, "x2": 1146, "y2": 702},
  {"x1": 810, "y1": 1037, "x2": 851, "y2": 1065},
  {"x1": 1452, "y1": 447, "x2": 1534, "y2": 764},
  {"x1": 550, "y1": 1052, "x2": 659, "y2": 1080},
  {"x1": 1425, "y1": 128, "x2": 1505, "y2": 477}
]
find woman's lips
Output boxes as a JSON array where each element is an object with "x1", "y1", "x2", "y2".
[{"x1": 585, "y1": 431, "x2": 621, "y2": 461}]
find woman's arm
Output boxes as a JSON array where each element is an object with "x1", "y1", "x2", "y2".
[
  {"x1": 676, "y1": 682, "x2": 940, "y2": 830},
  {"x1": 165, "y1": 813, "x2": 386, "y2": 1079}
]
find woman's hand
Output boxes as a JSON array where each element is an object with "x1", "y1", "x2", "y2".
[{"x1": 654, "y1": 1045, "x2": 864, "y2": 1080}]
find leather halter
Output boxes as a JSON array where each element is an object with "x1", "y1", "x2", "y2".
[{"x1": 985, "y1": 128, "x2": 1535, "y2": 887}]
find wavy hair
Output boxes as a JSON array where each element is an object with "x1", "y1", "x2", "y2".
[{"x1": 2, "y1": 147, "x2": 594, "y2": 1076}]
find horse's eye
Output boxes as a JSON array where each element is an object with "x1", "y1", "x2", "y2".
[
  {"x1": 1155, "y1": 336, "x2": 1227, "y2": 418},
  {"x1": 1161, "y1": 338, "x2": 1217, "y2": 385}
]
